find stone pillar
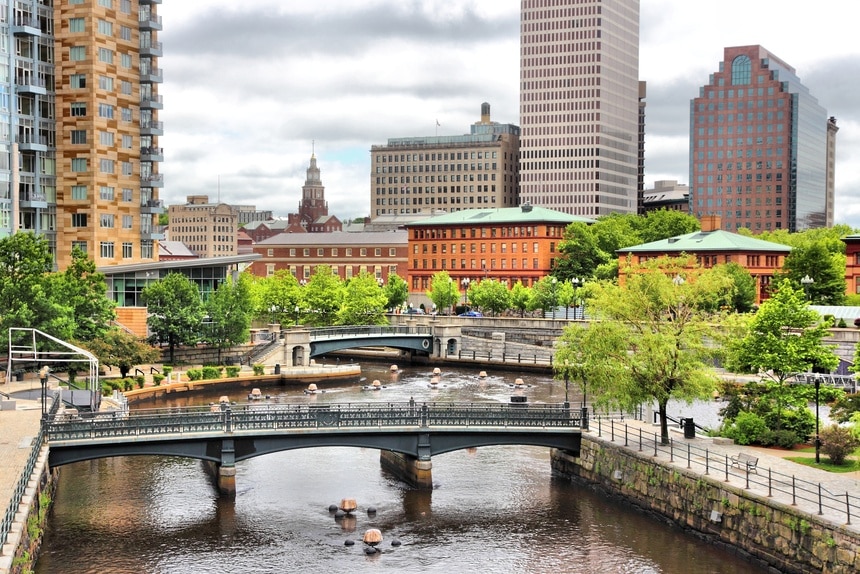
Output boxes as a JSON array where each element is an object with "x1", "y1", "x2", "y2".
[
  {"x1": 379, "y1": 450, "x2": 433, "y2": 489},
  {"x1": 281, "y1": 328, "x2": 311, "y2": 367},
  {"x1": 217, "y1": 465, "x2": 236, "y2": 497},
  {"x1": 491, "y1": 331, "x2": 506, "y2": 358}
]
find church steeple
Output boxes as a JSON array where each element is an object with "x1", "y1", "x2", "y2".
[{"x1": 305, "y1": 153, "x2": 322, "y2": 187}]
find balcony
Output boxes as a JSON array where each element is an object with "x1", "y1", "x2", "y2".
[
  {"x1": 139, "y1": 0, "x2": 162, "y2": 4},
  {"x1": 140, "y1": 146, "x2": 164, "y2": 162},
  {"x1": 140, "y1": 66, "x2": 163, "y2": 83},
  {"x1": 140, "y1": 198, "x2": 165, "y2": 214},
  {"x1": 139, "y1": 14, "x2": 163, "y2": 31},
  {"x1": 140, "y1": 94, "x2": 163, "y2": 109},
  {"x1": 141, "y1": 173, "x2": 164, "y2": 187},
  {"x1": 16, "y1": 134, "x2": 48, "y2": 152},
  {"x1": 12, "y1": 16, "x2": 41, "y2": 37},
  {"x1": 15, "y1": 76, "x2": 47, "y2": 95},
  {"x1": 19, "y1": 191, "x2": 47, "y2": 209},
  {"x1": 140, "y1": 120, "x2": 164, "y2": 136},
  {"x1": 141, "y1": 229, "x2": 165, "y2": 241},
  {"x1": 140, "y1": 40, "x2": 163, "y2": 57}
]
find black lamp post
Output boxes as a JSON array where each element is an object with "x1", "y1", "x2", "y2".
[
  {"x1": 562, "y1": 360, "x2": 570, "y2": 406},
  {"x1": 801, "y1": 274, "x2": 814, "y2": 302},
  {"x1": 294, "y1": 305, "x2": 300, "y2": 326},
  {"x1": 551, "y1": 277, "x2": 558, "y2": 319},
  {"x1": 39, "y1": 366, "x2": 49, "y2": 420},
  {"x1": 815, "y1": 376, "x2": 821, "y2": 464}
]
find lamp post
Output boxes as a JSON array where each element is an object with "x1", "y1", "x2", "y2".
[
  {"x1": 815, "y1": 376, "x2": 821, "y2": 464},
  {"x1": 550, "y1": 276, "x2": 558, "y2": 319},
  {"x1": 294, "y1": 305, "x2": 300, "y2": 326},
  {"x1": 801, "y1": 274, "x2": 814, "y2": 302},
  {"x1": 562, "y1": 360, "x2": 570, "y2": 406},
  {"x1": 461, "y1": 278, "x2": 471, "y2": 308},
  {"x1": 39, "y1": 366, "x2": 49, "y2": 420}
]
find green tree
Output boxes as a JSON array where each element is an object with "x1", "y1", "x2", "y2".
[
  {"x1": 338, "y1": 272, "x2": 388, "y2": 325},
  {"x1": 528, "y1": 275, "x2": 560, "y2": 316},
  {"x1": 204, "y1": 276, "x2": 254, "y2": 363},
  {"x1": 426, "y1": 271, "x2": 459, "y2": 315},
  {"x1": 301, "y1": 266, "x2": 343, "y2": 326},
  {"x1": 555, "y1": 222, "x2": 608, "y2": 280},
  {"x1": 468, "y1": 279, "x2": 511, "y2": 316},
  {"x1": 724, "y1": 280, "x2": 839, "y2": 431},
  {"x1": 709, "y1": 262, "x2": 757, "y2": 313},
  {"x1": 383, "y1": 274, "x2": 408, "y2": 312},
  {"x1": 52, "y1": 247, "x2": 116, "y2": 342},
  {"x1": 142, "y1": 273, "x2": 205, "y2": 363},
  {"x1": 638, "y1": 209, "x2": 701, "y2": 243},
  {"x1": 84, "y1": 329, "x2": 161, "y2": 378},
  {"x1": 258, "y1": 269, "x2": 301, "y2": 325},
  {"x1": 510, "y1": 281, "x2": 531, "y2": 317},
  {"x1": 555, "y1": 258, "x2": 731, "y2": 444},
  {"x1": 777, "y1": 242, "x2": 846, "y2": 305}
]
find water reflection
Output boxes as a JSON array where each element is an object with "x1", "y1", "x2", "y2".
[{"x1": 35, "y1": 361, "x2": 765, "y2": 574}]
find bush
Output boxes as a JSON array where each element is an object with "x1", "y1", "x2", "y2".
[
  {"x1": 162, "y1": 366, "x2": 173, "y2": 376},
  {"x1": 152, "y1": 373, "x2": 165, "y2": 385},
  {"x1": 838, "y1": 318, "x2": 848, "y2": 328},
  {"x1": 722, "y1": 411, "x2": 769, "y2": 445},
  {"x1": 252, "y1": 364, "x2": 265, "y2": 376},
  {"x1": 819, "y1": 424, "x2": 860, "y2": 465},
  {"x1": 759, "y1": 429, "x2": 799, "y2": 449},
  {"x1": 854, "y1": 318, "x2": 860, "y2": 328},
  {"x1": 122, "y1": 378, "x2": 134, "y2": 392},
  {"x1": 135, "y1": 375, "x2": 145, "y2": 388},
  {"x1": 201, "y1": 366, "x2": 222, "y2": 380},
  {"x1": 186, "y1": 368, "x2": 203, "y2": 381},
  {"x1": 226, "y1": 366, "x2": 241, "y2": 378}
]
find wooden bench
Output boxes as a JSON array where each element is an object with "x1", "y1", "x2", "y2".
[{"x1": 730, "y1": 452, "x2": 759, "y2": 473}]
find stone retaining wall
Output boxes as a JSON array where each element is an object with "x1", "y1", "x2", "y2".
[{"x1": 552, "y1": 437, "x2": 860, "y2": 573}]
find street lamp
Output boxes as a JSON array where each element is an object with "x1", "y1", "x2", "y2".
[
  {"x1": 815, "y1": 376, "x2": 821, "y2": 464},
  {"x1": 801, "y1": 274, "x2": 814, "y2": 302},
  {"x1": 562, "y1": 360, "x2": 570, "y2": 406},
  {"x1": 550, "y1": 277, "x2": 558, "y2": 320},
  {"x1": 461, "y1": 278, "x2": 471, "y2": 307},
  {"x1": 294, "y1": 305, "x2": 300, "y2": 326},
  {"x1": 39, "y1": 366, "x2": 49, "y2": 419},
  {"x1": 672, "y1": 274, "x2": 685, "y2": 287}
]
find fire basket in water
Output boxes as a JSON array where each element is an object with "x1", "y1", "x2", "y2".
[{"x1": 363, "y1": 528, "x2": 383, "y2": 547}]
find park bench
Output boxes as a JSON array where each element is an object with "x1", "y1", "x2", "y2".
[{"x1": 730, "y1": 452, "x2": 759, "y2": 473}]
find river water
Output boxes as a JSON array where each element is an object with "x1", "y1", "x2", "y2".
[{"x1": 35, "y1": 362, "x2": 768, "y2": 574}]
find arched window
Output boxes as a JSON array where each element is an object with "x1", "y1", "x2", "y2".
[{"x1": 731, "y1": 55, "x2": 751, "y2": 85}]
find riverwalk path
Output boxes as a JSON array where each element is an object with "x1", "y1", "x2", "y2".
[{"x1": 2, "y1": 374, "x2": 860, "y2": 572}]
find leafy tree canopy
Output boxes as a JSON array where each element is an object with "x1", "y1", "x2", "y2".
[{"x1": 142, "y1": 272, "x2": 205, "y2": 363}]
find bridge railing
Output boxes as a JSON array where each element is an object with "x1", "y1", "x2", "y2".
[
  {"x1": 308, "y1": 326, "x2": 431, "y2": 339},
  {"x1": 45, "y1": 402, "x2": 584, "y2": 441}
]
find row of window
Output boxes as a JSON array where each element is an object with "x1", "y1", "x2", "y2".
[
  {"x1": 413, "y1": 226, "x2": 544, "y2": 240},
  {"x1": 375, "y1": 163, "x2": 500, "y2": 174},
  {"x1": 414, "y1": 258, "x2": 542, "y2": 271},
  {"x1": 415, "y1": 242, "x2": 547, "y2": 255},
  {"x1": 265, "y1": 264, "x2": 398, "y2": 281},
  {"x1": 70, "y1": 158, "x2": 136, "y2": 175},
  {"x1": 376, "y1": 151, "x2": 498, "y2": 163},
  {"x1": 375, "y1": 195, "x2": 500, "y2": 206},
  {"x1": 268, "y1": 247, "x2": 398, "y2": 258}
]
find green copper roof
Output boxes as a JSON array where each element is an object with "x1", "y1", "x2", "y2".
[
  {"x1": 407, "y1": 206, "x2": 594, "y2": 226},
  {"x1": 619, "y1": 230, "x2": 792, "y2": 253}
]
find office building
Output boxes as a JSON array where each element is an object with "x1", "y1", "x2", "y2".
[
  {"x1": 519, "y1": 0, "x2": 641, "y2": 217},
  {"x1": 2, "y1": 0, "x2": 164, "y2": 270},
  {"x1": 370, "y1": 103, "x2": 520, "y2": 221},
  {"x1": 167, "y1": 195, "x2": 238, "y2": 258},
  {"x1": 643, "y1": 180, "x2": 689, "y2": 213},
  {"x1": 690, "y1": 45, "x2": 831, "y2": 232}
]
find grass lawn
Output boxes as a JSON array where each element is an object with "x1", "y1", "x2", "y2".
[{"x1": 784, "y1": 457, "x2": 860, "y2": 473}]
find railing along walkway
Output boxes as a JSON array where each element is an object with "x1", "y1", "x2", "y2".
[
  {"x1": 308, "y1": 326, "x2": 431, "y2": 340},
  {"x1": 46, "y1": 402, "x2": 582, "y2": 443},
  {"x1": 591, "y1": 416, "x2": 860, "y2": 530}
]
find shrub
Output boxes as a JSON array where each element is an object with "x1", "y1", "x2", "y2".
[
  {"x1": 854, "y1": 318, "x2": 860, "y2": 328},
  {"x1": 122, "y1": 378, "x2": 134, "y2": 392},
  {"x1": 823, "y1": 314, "x2": 836, "y2": 327},
  {"x1": 722, "y1": 411, "x2": 769, "y2": 445},
  {"x1": 819, "y1": 424, "x2": 860, "y2": 465},
  {"x1": 152, "y1": 373, "x2": 165, "y2": 385},
  {"x1": 226, "y1": 366, "x2": 241, "y2": 378},
  {"x1": 252, "y1": 364, "x2": 265, "y2": 376},
  {"x1": 838, "y1": 318, "x2": 848, "y2": 328},
  {"x1": 186, "y1": 368, "x2": 203, "y2": 381},
  {"x1": 201, "y1": 366, "x2": 222, "y2": 380},
  {"x1": 162, "y1": 366, "x2": 173, "y2": 376},
  {"x1": 135, "y1": 375, "x2": 145, "y2": 388}
]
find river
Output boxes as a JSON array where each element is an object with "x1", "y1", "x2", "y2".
[{"x1": 34, "y1": 361, "x2": 768, "y2": 573}]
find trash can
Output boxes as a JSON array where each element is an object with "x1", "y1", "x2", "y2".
[
  {"x1": 683, "y1": 417, "x2": 695, "y2": 439},
  {"x1": 274, "y1": 364, "x2": 281, "y2": 375}
]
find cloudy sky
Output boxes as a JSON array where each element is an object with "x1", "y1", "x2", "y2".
[{"x1": 157, "y1": 0, "x2": 860, "y2": 229}]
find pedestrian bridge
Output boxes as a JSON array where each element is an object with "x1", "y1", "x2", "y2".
[{"x1": 45, "y1": 401, "x2": 582, "y2": 494}]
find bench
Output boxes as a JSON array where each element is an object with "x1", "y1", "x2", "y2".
[{"x1": 730, "y1": 452, "x2": 759, "y2": 473}]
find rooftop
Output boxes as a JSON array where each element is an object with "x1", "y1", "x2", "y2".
[
  {"x1": 257, "y1": 230, "x2": 407, "y2": 246},
  {"x1": 619, "y1": 230, "x2": 792, "y2": 253},
  {"x1": 407, "y1": 206, "x2": 594, "y2": 227}
]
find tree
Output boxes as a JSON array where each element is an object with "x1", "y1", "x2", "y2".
[
  {"x1": 52, "y1": 247, "x2": 116, "y2": 342},
  {"x1": 468, "y1": 279, "x2": 511, "y2": 316},
  {"x1": 638, "y1": 209, "x2": 701, "y2": 243},
  {"x1": 777, "y1": 243, "x2": 846, "y2": 305},
  {"x1": 383, "y1": 274, "x2": 408, "y2": 312},
  {"x1": 258, "y1": 270, "x2": 301, "y2": 325},
  {"x1": 204, "y1": 276, "x2": 254, "y2": 363},
  {"x1": 510, "y1": 281, "x2": 531, "y2": 317},
  {"x1": 555, "y1": 258, "x2": 732, "y2": 444},
  {"x1": 528, "y1": 275, "x2": 559, "y2": 316},
  {"x1": 142, "y1": 273, "x2": 205, "y2": 364},
  {"x1": 338, "y1": 272, "x2": 388, "y2": 325},
  {"x1": 301, "y1": 266, "x2": 343, "y2": 326},
  {"x1": 555, "y1": 222, "x2": 608, "y2": 280},
  {"x1": 709, "y1": 262, "x2": 757, "y2": 313},
  {"x1": 84, "y1": 329, "x2": 161, "y2": 378},
  {"x1": 724, "y1": 280, "x2": 839, "y2": 431},
  {"x1": 426, "y1": 271, "x2": 459, "y2": 315}
]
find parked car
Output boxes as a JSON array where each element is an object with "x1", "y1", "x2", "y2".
[
  {"x1": 458, "y1": 310, "x2": 483, "y2": 317},
  {"x1": 405, "y1": 307, "x2": 426, "y2": 315}
]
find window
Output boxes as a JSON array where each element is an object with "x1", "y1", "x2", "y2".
[
  {"x1": 98, "y1": 104, "x2": 113, "y2": 119},
  {"x1": 121, "y1": 135, "x2": 133, "y2": 148},
  {"x1": 71, "y1": 185, "x2": 87, "y2": 200},
  {"x1": 71, "y1": 241, "x2": 87, "y2": 253},
  {"x1": 120, "y1": 80, "x2": 132, "y2": 95},
  {"x1": 360, "y1": 248, "x2": 367, "y2": 256},
  {"x1": 119, "y1": 26, "x2": 131, "y2": 41},
  {"x1": 98, "y1": 76, "x2": 113, "y2": 90},
  {"x1": 100, "y1": 214, "x2": 115, "y2": 228},
  {"x1": 122, "y1": 162, "x2": 132, "y2": 175},
  {"x1": 70, "y1": 46, "x2": 86, "y2": 61},
  {"x1": 99, "y1": 186, "x2": 114, "y2": 200},
  {"x1": 121, "y1": 107, "x2": 132, "y2": 122},
  {"x1": 69, "y1": 18, "x2": 85, "y2": 33},
  {"x1": 122, "y1": 188, "x2": 133, "y2": 202},
  {"x1": 120, "y1": 0, "x2": 131, "y2": 14},
  {"x1": 99, "y1": 159, "x2": 114, "y2": 173},
  {"x1": 97, "y1": 19, "x2": 113, "y2": 36},
  {"x1": 71, "y1": 74, "x2": 86, "y2": 89},
  {"x1": 71, "y1": 130, "x2": 86, "y2": 144},
  {"x1": 72, "y1": 214, "x2": 87, "y2": 227},
  {"x1": 97, "y1": 0, "x2": 113, "y2": 8},
  {"x1": 97, "y1": 48, "x2": 114, "y2": 64},
  {"x1": 100, "y1": 242, "x2": 114, "y2": 258},
  {"x1": 122, "y1": 242, "x2": 133, "y2": 258},
  {"x1": 732, "y1": 55, "x2": 752, "y2": 85},
  {"x1": 70, "y1": 103, "x2": 87, "y2": 118},
  {"x1": 389, "y1": 248, "x2": 396, "y2": 256},
  {"x1": 122, "y1": 216, "x2": 133, "y2": 232},
  {"x1": 120, "y1": 53, "x2": 132, "y2": 68},
  {"x1": 375, "y1": 248, "x2": 381, "y2": 256},
  {"x1": 69, "y1": 0, "x2": 85, "y2": 4},
  {"x1": 99, "y1": 131, "x2": 114, "y2": 145},
  {"x1": 71, "y1": 158, "x2": 87, "y2": 172}
]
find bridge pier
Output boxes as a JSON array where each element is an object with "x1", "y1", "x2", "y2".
[
  {"x1": 379, "y1": 450, "x2": 433, "y2": 489},
  {"x1": 202, "y1": 438, "x2": 237, "y2": 498}
]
